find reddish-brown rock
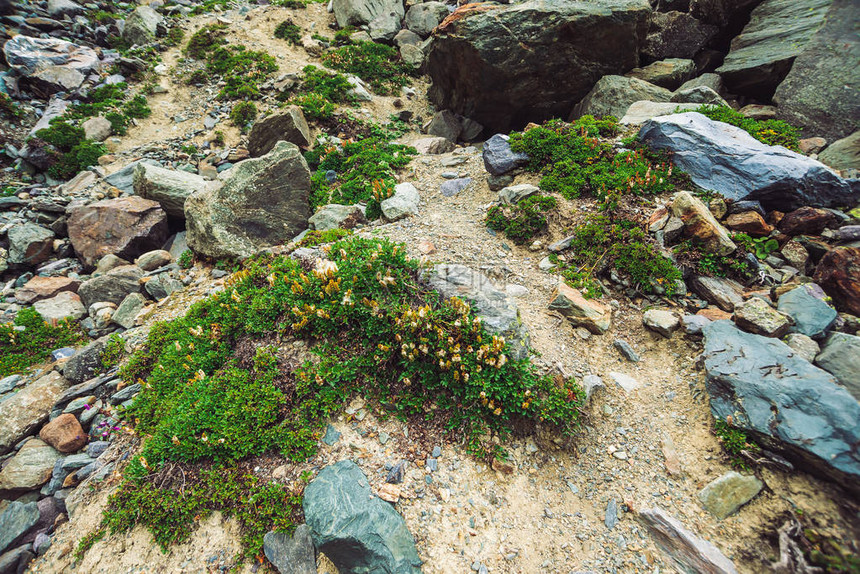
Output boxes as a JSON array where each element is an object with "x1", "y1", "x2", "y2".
[
  {"x1": 697, "y1": 308, "x2": 732, "y2": 321},
  {"x1": 67, "y1": 196, "x2": 169, "y2": 268},
  {"x1": 14, "y1": 276, "x2": 80, "y2": 305},
  {"x1": 39, "y1": 413, "x2": 87, "y2": 453},
  {"x1": 778, "y1": 207, "x2": 836, "y2": 236},
  {"x1": 814, "y1": 247, "x2": 860, "y2": 315},
  {"x1": 725, "y1": 211, "x2": 774, "y2": 237}
]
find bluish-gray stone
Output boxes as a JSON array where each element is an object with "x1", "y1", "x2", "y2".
[
  {"x1": 0, "y1": 501, "x2": 39, "y2": 554},
  {"x1": 263, "y1": 524, "x2": 316, "y2": 574},
  {"x1": 482, "y1": 134, "x2": 529, "y2": 176},
  {"x1": 776, "y1": 285, "x2": 837, "y2": 339},
  {"x1": 440, "y1": 177, "x2": 472, "y2": 197},
  {"x1": 702, "y1": 320, "x2": 860, "y2": 493},
  {"x1": 639, "y1": 112, "x2": 860, "y2": 211},
  {"x1": 322, "y1": 424, "x2": 341, "y2": 446},
  {"x1": 303, "y1": 460, "x2": 422, "y2": 573},
  {"x1": 815, "y1": 333, "x2": 860, "y2": 400}
]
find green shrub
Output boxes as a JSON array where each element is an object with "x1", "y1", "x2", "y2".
[
  {"x1": 300, "y1": 65, "x2": 353, "y2": 103},
  {"x1": 510, "y1": 117, "x2": 679, "y2": 202},
  {"x1": 692, "y1": 105, "x2": 800, "y2": 151},
  {"x1": 713, "y1": 418, "x2": 759, "y2": 471},
  {"x1": 274, "y1": 20, "x2": 301, "y2": 44},
  {"x1": 185, "y1": 24, "x2": 227, "y2": 59},
  {"x1": 292, "y1": 93, "x2": 335, "y2": 121},
  {"x1": 0, "y1": 92, "x2": 19, "y2": 118},
  {"x1": 205, "y1": 45, "x2": 278, "y2": 100},
  {"x1": 0, "y1": 307, "x2": 85, "y2": 377},
  {"x1": 178, "y1": 249, "x2": 194, "y2": 269},
  {"x1": 230, "y1": 101, "x2": 257, "y2": 129},
  {"x1": 322, "y1": 42, "x2": 413, "y2": 94},
  {"x1": 186, "y1": 69, "x2": 208, "y2": 85},
  {"x1": 296, "y1": 228, "x2": 351, "y2": 248},
  {"x1": 165, "y1": 26, "x2": 185, "y2": 47},
  {"x1": 486, "y1": 195, "x2": 558, "y2": 244},
  {"x1": 92, "y1": 237, "x2": 583, "y2": 562},
  {"x1": 100, "y1": 334, "x2": 125, "y2": 373},
  {"x1": 556, "y1": 216, "x2": 681, "y2": 297},
  {"x1": 305, "y1": 138, "x2": 416, "y2": 209}
]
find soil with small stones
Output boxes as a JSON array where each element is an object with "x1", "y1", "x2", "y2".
[{"x1": 26, "y1": 2, "x2": 860, "y2": 574}]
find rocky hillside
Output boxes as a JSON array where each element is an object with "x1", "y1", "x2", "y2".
[{"x1": 0, "y1": 0, "x2": 858, "y2": 573}]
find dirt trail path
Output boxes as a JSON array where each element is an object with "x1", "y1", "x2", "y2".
[{"x1": 26, "y1": 3, "x2": 859, "y2": 573}]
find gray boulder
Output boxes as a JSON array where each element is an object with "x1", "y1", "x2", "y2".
[
  {"x1": 63, "y1": 339, "x2": 106, "y2": 385},
  {"x1": 332, "y1": 0, "x2": 405, "y2": 27},
  {"x1": 3, "y1": 35, "x2": 98, "y2": 78},
  {"x1": 133, "y1": 163, "x2": 207, "y2": 218},
  {"x1": 643, "y1": 11, "x2": 717, "y2": 61},
  {"x1": 104, "y1": 159, "x2": 161, "y2": 194},
  {"x1": 308, "y1": 204, "x2": 366, "y2": 231},
  {"x1": 0, "y1": 438, "x2": 61, "y2": 491},
  {"x1": 33, "y1": 292, "x2": 86, "y2": 323},
  {"x1": 426, "y1": 110, "x2": 461, "y2": 143},
  {"x1": 368, "y1": 13, "x2": 402, "y2": 43},
  {"x1": 499, "y1": 184, "x2": 539, "y2": 205},
  {"x1": 571, "y1": 75, "x2": 672, "y2": 120},
  {"x1": 82, "y1": 116, "x2": 112, "y2": 142},
  {"x1": 426, "y1": 0, "x2": 652, "y2": 133},
  {"x1": 776, "y1": 285, "x2": 837, "y2": 339},
  {"x1": 247, "y1": 107, "x2": 311, "y2": 157},
  {"x1": 639, "y1": 112, "x2": 860, "y2": 210},
  {"x1": 0, "y1": 502, "x2": 39, "y2": 554},
  {"x1": 716, "y1": 0, "x2": 830, "y2": 99},
  {"x1": 819, "y1": 130, "x2": 860, "y2": 172},
  {"x1": 381, "y1": 183, "x2": 420, "y2": 221},
  {"x1": 815, "y1": 333, "x2": 860, "y2": 400},
  {"x1": 185, "y1": 142, "x2": 311, "y2": 259},
  {"x1": 772, "y1": 0, "x2": 859, "y2": 141},
  {"x1": 122, "y1": 5, "x2": 162, "y2": 46},
  {"x1": 8, "y1": 223, "x2": 54, "y2": 266},
  {"x1": 620, "y1": 101, "x2": 700, "y2": 125},
  {"x1": 626, "y1": 58, "x2": 696, "y2": 90},
  {"x1": 47, "y1": 0, "x2": 85, "y2": 18},
  {"x1": 144, "y1": 273, "x2": 182, "y2": 300},
  {"x1": 78, "y1": 265, "x2": 143, "y2": 308},
  {"x1": 0, "y1": 372, "x2": 69, "y2": 455},
  {"x1": 677, "y1": 73, "x2": 725, "y2": 95},
  {"x1": 303, "y1": 460, "x2": 422, "y2": 574},
  {"x1": 421, "y1": 264, "x2": 530, "y2": 360},
  {"x1": 112, "y1": 292, "x2": 147, "y2": 329},
  {"x1": 404, "y1": 2, "x2": 448, "y2": 37},
  {"x1": 263, "y1": 525, "x2": 316, "y2": 574},
  {"x1": 482, "y1": 134, "x2": 529, "y2": 176},
  {"x1": 670, "y1": 86, "x2": 728, "y2": 106},
  {"x1": 702, "y1": 320, "x2": 860, "y2": 494}
]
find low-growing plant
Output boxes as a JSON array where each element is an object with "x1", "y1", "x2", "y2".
[
  {"x1": 486, "y1": 195, "x2": 558, "y2": 244},
  {"x1": 0, "y1": 307, "x2": 85, "y2": 377},
  {"x1": 673, "y1": 239, "x2": 753, "y2": 279},
  {"x1": 186, "y1": 69, "x2": 208, "y2": 85},
  {"x1": 185, "y1": 24, "x2": 227, "y2": 59},
  {"x1": 274, "y1": 19, "x2": 301, "y2": 44},
  {"x1": 305, "y1": 137, "x2": 416, "y2": 210},
  {"x1": 0, "y1": 92, "x2": 19, "y2": 118},
  {"x1": 34, "y1": 119, "x2": 107, "y2": 179},
  {"x1": 322, "y1": 41, "x2": 413, "y2": 95},
  {"x1": 714, "y1": 418, "x2": 760, "y2": 471},
  {"x1": 100, "y1": 334, "x2": 125, "y2": 373},
  {"x1": 212, "y1": 131, "x2": 226, "y2": 147},
  {"x1": 230, "y1": 101, "x2": 257, "y2": 129},
  {"x1": 733, "y1": 232, "x2": 779, "y2": 260},
  {"x1": 178, "y1": 249, "x2": 194, "y2": 269},
  {"x1": 165, "y1": 26, "x2": 185, "y2": 47},
  {"x1": 91, "y1": 237, "x2": 583, "y2": 563},
  {"x1": 692, "y1": 105, "x2": 800, "y2": 151},
  {"x1": 296, "y1": 228, "x2": 351, "y2": 248}
]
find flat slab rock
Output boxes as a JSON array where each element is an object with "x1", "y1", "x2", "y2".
[
  {"x1": 639, "y1": 507, "x2": 738, "y2": 574},
  {"x1": 639, "y1": 112, "x2": 860, "y2": 211},
  {"x1": 702, "y1": 320, "x2": 860, "y2": 493}
]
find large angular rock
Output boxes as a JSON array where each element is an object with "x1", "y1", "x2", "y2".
[
  {"x1": 815, "y1": 333, "x2": 860, "y2": 400},
  {"x1": 33, "y1": 292, "x2": 86, "y2": 324},
  {"x1": 620, "y1": 101, "x2": 700, "y2": 125},
  {"x1": 112, "y1": 292, "x2": 147, "y2": 329},
  {"x1": 332, "y1": 0, "x2": 405, "y2": 27},
  {"x1": 247, "y1": 108, "x2": 311, "y2": 157},
  {"x1": 133, "y1": 163, "x2": 207, "y2": 218},
  {"x1": 818, "y1": 131, "x2": 860, "y2": 172},
  {"x1": 702, "y1": 320, "x2": 860, "y2": 493},
  {"x1": 381, "y1": 183, "x2": 420, "y2": 221},
  {"x1": 638, "y1": 507, "x2": 739, "y2": 574},
  {"x1": 672, "y1": 191, "x2": 736, "y2": 256},
  {"x1": 104, "y1": 159, "x2": 160, "y2": 194},
  {"x1": 548, "y1": 282, "x2": 612, "y2": 335},
  {"x1": 733, "y1": 297, "x2": 791, "y2": 338},
  {"x1": 422, "y1": 264, "x2": 530, "y2": 359},
  {"x1": 716, "y1": 0, "x2": 830, "y2": 99},
  {"x1": 426, "y1": 0, "x2": 652, "y2": 133},
  {"x1": 813, "y1": 247, "x2": 860, "y2": 315},
  {"x1": 47, "y1": 0, "x2": 85, "y2": 18},
  {"x1": 0, "y1": 439, "x2": 61, "y2": 491},
  {"x1": 8, "y1": 223, "x2": 54, "y2": 266},
  {"x1": 30, "y1": 66, "x2": 85, "y2": 95},
  {"x1": 777, "y1": 285, "x2": 837, "y2": 339},
  {"x1": 697, "y1": 471, "x2": 763, "y2": 519},
  {"x1": 39, "y1": 413, "x2": 87, "y2": 453},
  {"x1": 639, "y1": 113, "x2": 860, "y2": 210},
  {"x1": 122, "y1": 5, "x2": 162, "y2": 46},
  {"x1": 308, "y1": 204, "x2": 366, "y2": 231},
  {"x1": 303, "y1": 460, "x2": 422, "y2": 574},
  {"x1": 62, "y1": 339, "x2": 106, "y2": 385},
  {"x1": 185, "y1": 142, "x2": 311, "y2": 259},
  {"x1": 482, "y1": 134, "x2": 529, "y2": 176},
  {"x1": 643, "y1": 11, "x2": 718, "y2": 61},
  {"x1": 0, "y1": 372, "x2": 69, "y2": 455},
  {"x1": 626, "y1": 58, "x2": 696, "y2": 90},
  {"x1": 263, "y1": 525, "x2": 316, "y2": 574},
  {"x1": 3, "y1": 36, "x2": 99, "y2": 78},
  {"x1": 691, "y1": 275, "x2": 744, "y2": 311},
  {"x1": 0, "y1": 502, "x2": 39, "y2": 554},
  {"x1": 571, "y1": 75, "x2": 672, "y2": 120},
  {"x1": 772, "y1": 0, "x2": 858, "y2": 141},
  {"x1": 404, "y1": 2, "x2": 448, "y2": 37},
  {"x1": 78, "y1": 265, "x2": 143, "y2": 308},
  {"x1": 67, "y1": 196, "x2": 169, "y2": 268},
  {"x1": 15, "y1": 276, "x2": 80, "y2": 305}
]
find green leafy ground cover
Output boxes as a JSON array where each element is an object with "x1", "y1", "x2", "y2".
[
  {"x1": 0, "y1": 308, "x2": 85, "y2": 377},
  {"x1": 87, "y1": 237, "x2": 583, "y2": 564}
]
